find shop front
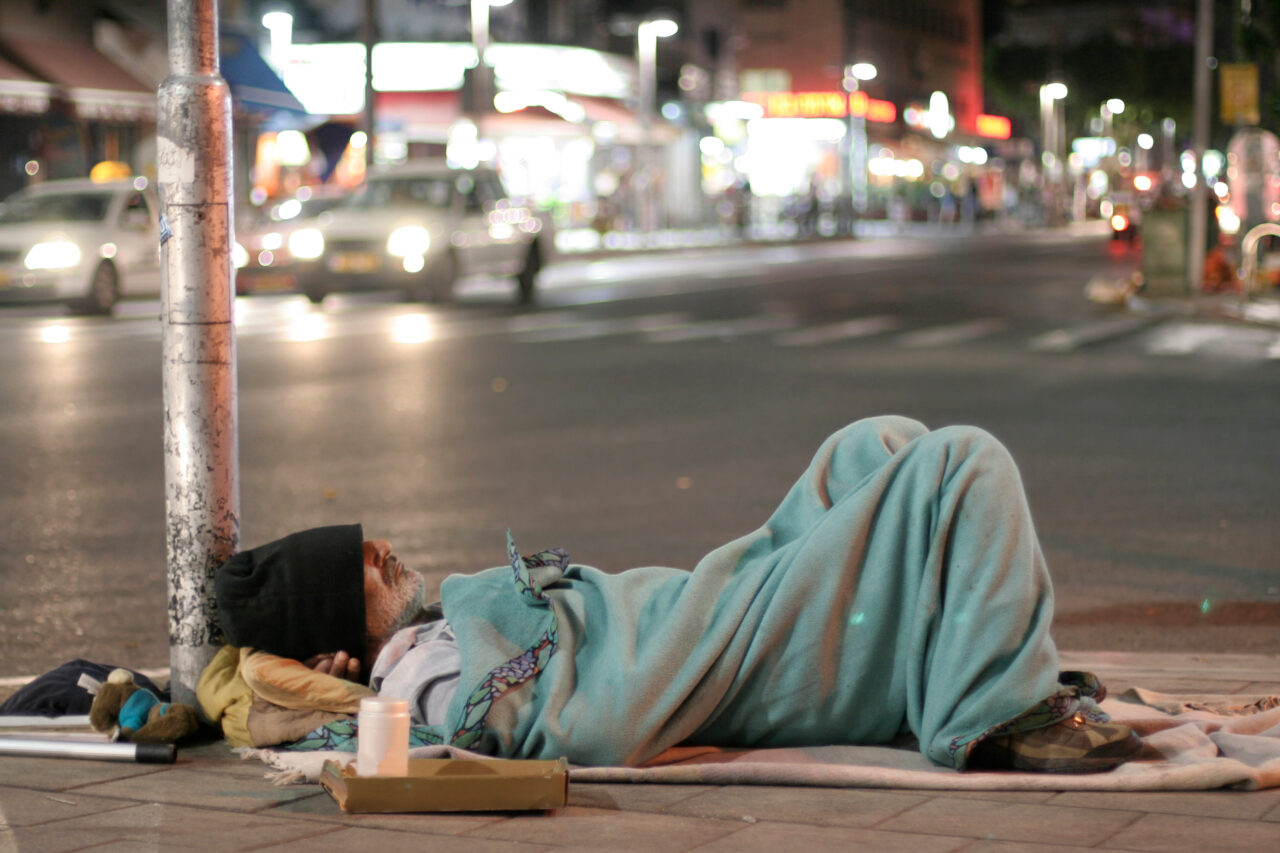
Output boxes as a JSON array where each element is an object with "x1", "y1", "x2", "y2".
[
  {"x1": 276, "y1": 41, "x2": 661, "y2": 231},
  {"x1": 707, "y1": 88, "x2": 1013, "y2": 233}
]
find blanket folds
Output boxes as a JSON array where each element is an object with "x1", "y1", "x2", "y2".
[{"x1": 437, "y1": 417, "x2": 1065, "y2": 768}]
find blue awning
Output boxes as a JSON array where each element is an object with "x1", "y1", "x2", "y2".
[{"x1": 219, "y1": 29, "x2": 307, "y2": 117}]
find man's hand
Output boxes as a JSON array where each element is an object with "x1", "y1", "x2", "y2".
[{"x1": 303, "y1": 651, "x2": 362, "y2": 682}]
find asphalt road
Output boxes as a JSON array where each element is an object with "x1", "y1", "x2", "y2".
[{"x1": 1, "y1": 225, "x2": 1277, "y2": 683}]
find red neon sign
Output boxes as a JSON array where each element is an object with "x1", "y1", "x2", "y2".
[
  {"x1": 850, "y1": 92, "x2": 897, "y2": 124},
  {"x1": 976, "y1": 114, "x2": 1012, "y2": 139},
  {"x1": 742, "y1": 91, "x2": 847, "y2": 118},
  {"x1": 744, "y1": 91, "x2": 897, "y2": 123}
]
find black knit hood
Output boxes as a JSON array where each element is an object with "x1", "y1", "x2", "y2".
[{"x1": 214, "y1": 524, "x2": 365, "y2": 664}]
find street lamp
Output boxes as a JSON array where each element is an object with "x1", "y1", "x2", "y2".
[
  {"x1": 1101, "y1": 98, "x2": 1124, "y2": 142},
  {"x1": 843, "y1": 62, "x2": 877, "y2": 217},
  {"x1": 261, "y1": 11, "x2": 293, "y2": 73},
  {"x1": 469, "y1": 0, "x2": 514, "y2": 117},
  {"x1": 1039, "y1": 81, "x2": 1068, "y2": 224},
  {"x1": 636, "y1": 18, "x2": 678, "y2": 233}
]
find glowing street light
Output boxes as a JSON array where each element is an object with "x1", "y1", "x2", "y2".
[
  {"x1": 1039, "y1": 82, "x2": 1069, "y2": 225},
  {"x1": 636, "y1": 18, "x2": 678, "y2": 232},
  {"x1": 1100, "y1": 98, "x2": 1125, "y2": 151},
  {"x1": 261, "y1": 10, "x2": 293, "y2": 73},
  {"x1": 843, "y1": 62, "x2": 877, "y2": 216},
  {"x1": 848, "y1": 62, "x2": 877, "y2": 83},
  {"x1": 467, "y1": 0, "x2": 515, "y2": 119}
]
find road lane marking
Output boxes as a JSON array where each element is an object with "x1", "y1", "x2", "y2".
[
  {"x1": 896, "y1": 318, "x2": 1007, "y2": 348},
  {"x1": 504, "y1": 310, "x2": 593, "y2": 333},
  {"x1": 1027, "y1": 315, "x2": 1158, "y2": 351},
  {"x1": 515, "y1": 313, "x2": 689, "y2": 342},
  {"x1": 774, "y1": 315, "x2": 901, "y2": 347},
  {"x1": 1145, "y1": 323, "x2": 1230, "y2": 356},
  {"x1": 645, "y1": 313, "x2": 800, "y2": 343}
]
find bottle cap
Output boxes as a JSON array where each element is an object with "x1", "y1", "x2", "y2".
[{"x1": 360, "y1": 696, "x2": 409, "y2": 714}]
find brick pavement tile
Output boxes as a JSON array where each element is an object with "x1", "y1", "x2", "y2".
[
  {"x1": 1050, "y1": 789, "x2": 1280, "y2": 821},
  {"x1": 0, "y1": 802, "x2": 332, "y2": 852},
  {"x1": 689, "y1": 819, "x2": 967, "y2": 852},
  {"x1": 1238, "y1": 681, "x2": 1280, "y2": 694},
  {"x1": 462, "y1": 805, "x2": 745, "y2": 851},
  {"x1": 959, "y1": 841, "x2": 1115, "y2": 852},
  {"x1": 568, "y1": 782, "x2": 718, "y2": 813},
  {"x1": 872, "y1": 796, "x2": 1139, "y2": 845},
  {"x1": 0, "y1": 754, "x2": 165, "y2": 791},
  {"x1": 177, "y1": 741, "x2": 285, "y2": 778},
  {"x1": 1100, "y1": 811, "x2": 1280, "y2": 852},
  {"x1": 0, "y1": 784, "x2": 135, "y2": 827},
  {"x1": 901, "y1": 789, "x2": 1057, "y2": 804},
  {"x1": 659, "y1": 784, "x2": 927, "y2": 828},
  {"x1": 1264, "y1": 801, "x2": 1280, "y2": 822},
  {"x1": 70, "y1": 766, "x2": 319, "y2": 811},
  {"x1": 253, "y1": 826, "x2": 556, "y2": 852},
  {"x1": 1115, "y1": 677, "x2": 1252, "y2": 694}
]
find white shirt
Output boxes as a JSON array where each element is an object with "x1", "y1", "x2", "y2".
[{"x1": 369, "y1": 619, "x2": 461, "y2": 727}]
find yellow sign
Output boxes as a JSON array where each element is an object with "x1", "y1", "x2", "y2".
[
  {"x1": 1220, "y1": 63, "x2": 1260, "y2": 125},
  {"x1": 90, "y1": 161, "x2": 132, "y2": 182}
]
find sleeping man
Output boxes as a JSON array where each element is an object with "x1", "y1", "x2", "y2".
[{"x1": 207, "y1": 415, "x2": 1142, "y2": 774}]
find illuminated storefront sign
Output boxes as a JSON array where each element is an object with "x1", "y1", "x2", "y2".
[
  {"x1": 975, "y1": 114, "x2": 1012, "y2": 140},
  {"x1": 283, "y1": 42, "x2": 634, "y2": 115},
  {"x1": 849, "y1": 91, "x2": 896, "y2": 123},
  {"x1": 742, "y1": 91, "x2": 897, "y2": 123}
]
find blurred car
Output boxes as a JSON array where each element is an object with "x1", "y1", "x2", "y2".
[
  {"x1": 1102, "y1": 190, "x2": 1142, "y2": 243},
  {"x1": 0, "y1": 177, "x2": 161, "y2": 313},
  {"x1": 287, "y1": 161, "x2": 553, "y2": 304},
  {"x1": 234, "y1": 187, "x2": 352, "y2": 296}
]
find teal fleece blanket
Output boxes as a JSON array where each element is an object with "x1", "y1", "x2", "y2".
[{"x1": 437, "y1": 416, "x2": 1067, "y2": 768}]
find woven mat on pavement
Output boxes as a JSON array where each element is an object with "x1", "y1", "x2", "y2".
[{"x1": 242, "y1": 690, "x2": 1280, "y2": 792}]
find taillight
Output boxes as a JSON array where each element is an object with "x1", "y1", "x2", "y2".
[{"x1": 1110, "y1": 214, "x2": 1129, "y2": 232}]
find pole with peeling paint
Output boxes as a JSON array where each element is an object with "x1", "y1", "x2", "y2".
[{"x1": 157, "y1": 0, "x2": 240, "y2": 706}]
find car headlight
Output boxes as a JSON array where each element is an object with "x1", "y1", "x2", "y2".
[
  {"x1": 289, "y1": 228, "x2": 325, "y2": 260},
  {"x1": 24, "y1": 240, "x2": 82, "y2": 270},
  {"x1": 387, "y1": 226, "x2": 430, "y2": 257},
  {"x1": 232, "y1": 241, "x2": 249, "y2": 269}
]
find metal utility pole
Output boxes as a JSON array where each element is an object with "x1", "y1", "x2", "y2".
[
  {"x1": 156, "y1": 0, "x2": 240, "y2": 706},
  {"x1": 636, "y1": 22, "x2": 657, "y2": 233},
  {"x1": 1187, "y1": 0, "x2": 1214, "y2": 293},
  {"x1": 362, "y1": 0, "x2": 377, "y2": 151}
]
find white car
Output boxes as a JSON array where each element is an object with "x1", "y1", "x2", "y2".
[
  {"x1": 288, "y1": 162, "x2": 552, "y2": 304},
  {"x1": 0, "y1": 178, "x2": 161, "y2": 314},
  {"x1": 234, "y1": 189, "x2": 352, "y2": 296}
]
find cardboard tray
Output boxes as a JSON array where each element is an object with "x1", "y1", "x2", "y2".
[{"x1": 319, "y1": 757, "x2": 569, "y2": 813}]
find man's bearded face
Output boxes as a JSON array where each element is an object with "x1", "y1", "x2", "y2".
[{"x1": 362, "y1": 540, "x2": 425, "y2": 653}]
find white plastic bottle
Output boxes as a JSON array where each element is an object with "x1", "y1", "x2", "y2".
[{"x1": 355, "y1": 696, "x2": 410, "y2": 777}]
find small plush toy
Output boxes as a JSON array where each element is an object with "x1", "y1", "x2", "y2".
[{"x1": 89, "y1": 669, "x2": 199, "y2": 744}]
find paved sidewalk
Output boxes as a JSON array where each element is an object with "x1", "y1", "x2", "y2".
[{"x1": 2, "y1": 651, "x2": 1278, "y2": 851}]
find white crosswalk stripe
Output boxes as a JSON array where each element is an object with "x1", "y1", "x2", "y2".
[
  {"x1": 514, "y1": 313, "x2": 689, "y2": 342},
  {"x1": 895, "y1": 318, "x2": 1007, "y2": 348},
  {"x1": 644, "y1": 313, "x2": 800, "y2": 343},
  {"x1": 1144, "y1": 322, "x2": 1280, "y2": 359},
  {"x1": 774, "y1": 315, "x2": 901, "y2": 347},
  {"x1": 9, "y1": 298, "x2": 1276, "y2": 361},
  {"x1": 1027, "y1": 315, "x2": 1157, "y2": 352}
]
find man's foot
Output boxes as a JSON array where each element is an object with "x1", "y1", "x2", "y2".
[{"x1": 968, "y1": 712, "x2": 1142, "y2": 773}]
